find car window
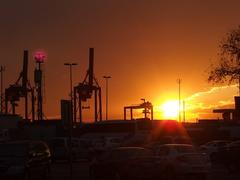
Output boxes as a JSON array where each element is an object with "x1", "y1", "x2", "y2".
[
  {"x1": 30, "y1": 142, "x2": 40, "y2": 153},
  {"x1": 38, "y1": 142, "x2": 49, "y2": 152},
  {"x1": 29, "y1": 142, "x2": 50, "y2": 157}
]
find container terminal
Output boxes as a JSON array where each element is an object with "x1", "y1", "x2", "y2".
[{"x1": 1, "y1": 49, "x2": 240, "y2": 144}]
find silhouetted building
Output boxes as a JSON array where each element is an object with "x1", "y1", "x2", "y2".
[{"x1": 213, "y1": 96, "x2": 240, "y2": 122}]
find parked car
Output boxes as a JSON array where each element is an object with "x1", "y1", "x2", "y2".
[
  {"x1": 226, "y1": 140, "x2": 240, "y2": 169},
  {"x1": 49, "y1": 137, "x2": 92, "y2": 161},
  {"x1": 0, "y1": 140, "x2": 51, "y2": 180},
  {"x1": 145, "y1": 136, "x2": 192, "y2": 153},
  {"x1": 155, "y1": 144, "x2": 211, "y2": 180},
  {"x1": 213, "y1": 140, "x2": 240, "y2": 171},
  {"x1": 104, "y1": 137, "x2": 124, "y2": 149},
  {"x1": 89, "y1": 147, "x2": 162, "y2": 180},
  {"x1": 120, "y1": 133, "x2": 150, "y2": 147},
  {"x1": 89, "y1": 136, "x2": 124, "y2": 157},
  {"x1": 200, "y1": 140, "x2": 231, "y2": 162}
]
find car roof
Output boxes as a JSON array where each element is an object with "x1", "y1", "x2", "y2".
[
  {"x1": 228, "y1": 140, "x2": 240, "y2": 146},
  {"x1": 207, "y1": 140, "x2": 230, "y2": 143},
  {"x1": 158, "y1": 144, "x2": 193, "y2": 147},
  {"x1": 113, "y1": 147, "x2": 146, "y2": 150},
  {"x1": 51, "y1": 137, "x2": 79, "y2": 140},
  {"x1": 202, "y1": 140, "x2": 230, "y2": 145}
]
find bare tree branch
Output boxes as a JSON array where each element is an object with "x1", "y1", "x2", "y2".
[{"x1": 208, "y1": 26, "x2": 240, "y2": 86}]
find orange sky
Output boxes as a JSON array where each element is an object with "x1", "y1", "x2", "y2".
[{"x1": 1, "y1": 0, "x2": 240, "y2": 122}]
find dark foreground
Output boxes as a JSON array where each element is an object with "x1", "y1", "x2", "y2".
[{"x1": 48, "y1": 160, "x2": 240, "y2": 180}]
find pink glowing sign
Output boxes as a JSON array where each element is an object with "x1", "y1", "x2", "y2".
[{"x1": 34, "y1": 51, "x2": 46, "y2": 63}]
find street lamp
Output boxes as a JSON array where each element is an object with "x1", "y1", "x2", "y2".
[
  {"x1": 177, "y1": 78, "x2": 182, "y2": 122},
  {"x1": 64, "y1": 63, "x2": 78, "y2": 101},
  {"x1": 103, "y1": 76, "x2": 111, "y2": 120},
  {"x1": 64, "y1": 62, "x2": 77, "y2": 180}
]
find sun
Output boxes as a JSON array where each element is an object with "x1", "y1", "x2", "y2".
[{"x1": 161, "y1": 100, "x2": 179, "y2": 119}]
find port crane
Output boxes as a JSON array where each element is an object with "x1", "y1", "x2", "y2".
[
  {"x1": 73, "y1": 48, "x2": 102, "y2": 124},
  {"x1": 124, "y1": 99, "x2": 153, "y2": 120},
  {"x1": 5, "y1": 50, "x2": 35, "y2": 121}
]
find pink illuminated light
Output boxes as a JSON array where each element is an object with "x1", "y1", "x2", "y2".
[{"x1": 34, "y1": 51, "x2": 46, "y2": 63}]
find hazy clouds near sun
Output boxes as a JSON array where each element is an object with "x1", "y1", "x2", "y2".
[{"x1": 185, "y1": 85, "x2": 238, "y2": 120}]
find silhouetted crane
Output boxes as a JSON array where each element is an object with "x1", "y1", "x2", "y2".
[
  {"x1": 5, "y1": 50, "x2": 35, "y2": 121},
  {"x1": 73, "y1": 48, "x2": 102, "y2": 124},
  {"x1": 124, "y1": 100, "x2": 153, "y2": 120}
]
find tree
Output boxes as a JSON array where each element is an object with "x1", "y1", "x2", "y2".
[{"x1": 208, "y1": 26, "x2": 240, "y2": 94}]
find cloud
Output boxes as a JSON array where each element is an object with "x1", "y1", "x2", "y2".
[
  {"x1": 184, "y1": 84, "x2": 238, "y2": 120},
  {"x1": 186, "y1": 84, "x2": 238, "y2": 102}
]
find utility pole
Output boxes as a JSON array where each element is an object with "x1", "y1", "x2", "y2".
[
  {"x1": 64, "y1": 62, "x2": 77, "y2": 180},
  {"x1": 103, "y1": 76, "x2": 111, "y2": 120},
  {"x1": 177, "y1": 79, "x2": 181, "y2": 122},
  {"x1": 0, "y1": 66, "x2": 5, "y2": 114}
]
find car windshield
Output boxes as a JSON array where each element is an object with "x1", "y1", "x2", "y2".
[{"x1": 0, "y1": 143, "x2": 28, "y2": 157}]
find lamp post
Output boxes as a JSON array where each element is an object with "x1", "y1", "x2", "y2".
[
  {"x1": 103, "y1": 76, "x2": 111, "y2": 120},
  {"x1": 177, "y1": 78, "x2": 181, "y2": 122},
  {"x1": 64, "y1": 63, "x2": 77, "y2": 101},
  {"x1": 64, "y1": 62, "x2": 77, "y2": 180}
]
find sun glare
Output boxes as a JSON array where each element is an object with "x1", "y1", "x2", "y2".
[{"x1": 161, "y1": 100, "x2": 179, "y2": 119}]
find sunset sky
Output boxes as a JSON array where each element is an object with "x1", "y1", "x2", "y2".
[{"x1": 1, "y1": 0, "x2": 240, "y2": 122}]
